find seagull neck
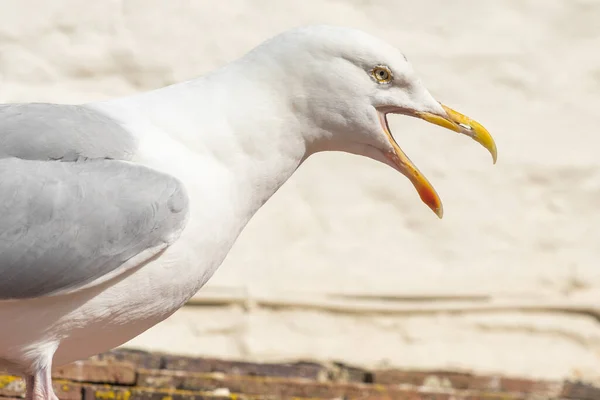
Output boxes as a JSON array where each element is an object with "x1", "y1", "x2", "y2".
[
  {"x1": 114, "y1": 64, "x2": 315, "y2": 226},
  {"x1": 201, "y1": 73, "x2": 310, "y2": 216}
]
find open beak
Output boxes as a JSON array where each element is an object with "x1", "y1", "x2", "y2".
[{"x1": 378, "y1": 104, "x2": 497, "y2": 219}]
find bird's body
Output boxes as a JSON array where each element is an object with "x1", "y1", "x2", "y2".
[
  {"x1": 0, "y1": 25, "x2": 496, "y2": 400},
  {"x1": 0, "y1": 72, "x2": 301, "y2": 370}
]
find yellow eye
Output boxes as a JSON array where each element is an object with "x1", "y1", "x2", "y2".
[{"x1": 371, "y1": 65, "x2": 393, "y2": 84}]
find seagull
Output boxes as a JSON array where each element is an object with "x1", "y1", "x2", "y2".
[{"x1": 0, "y1": 25, "x2": 496, "y2": 400}]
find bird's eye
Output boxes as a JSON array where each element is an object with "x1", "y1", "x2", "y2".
[{"x1": 371, "y1": 65, "x2": 393, "y2": 84}]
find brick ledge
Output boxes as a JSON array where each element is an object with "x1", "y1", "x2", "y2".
[{"x1": 0, "y1": 348, "x2": 597, "y2": 400}]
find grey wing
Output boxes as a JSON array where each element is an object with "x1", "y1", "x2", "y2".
[
  {"x1": 0, "y1": 157, "x2": 190, "y2": 300},
  {"x1": 0, "y1": 103, "x2": 137, "y2": 161}
]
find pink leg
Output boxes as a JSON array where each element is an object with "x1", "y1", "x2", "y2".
[{"x1": 24, "y1": 365, "x2": 58, "y2": 400}]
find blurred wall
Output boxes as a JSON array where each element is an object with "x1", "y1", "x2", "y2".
[{"x1": 2, "y1": 0, "x2": 600, "y2": 382}]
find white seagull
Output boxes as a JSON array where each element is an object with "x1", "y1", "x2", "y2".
[{"x1": 0, "y1": 25, "x2": 496, "y2": 400}]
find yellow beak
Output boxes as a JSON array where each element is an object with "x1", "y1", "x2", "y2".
[
  {"x1": 418, "y1": 104, "x2": 497, "y2": 164},
  {"x1": 379, "y1": 104, "x2": 497, "y2": 219}
]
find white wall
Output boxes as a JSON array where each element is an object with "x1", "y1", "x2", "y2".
[{"x1": 2, "y1": 0, "x2": 600, "y2": 382}]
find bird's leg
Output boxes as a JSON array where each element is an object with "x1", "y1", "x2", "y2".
[{"x1": 24, "y1": 364, "x2": 58, "y2": 400}]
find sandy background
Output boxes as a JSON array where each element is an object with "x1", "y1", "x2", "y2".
[{"x1": 1, "y1": 0, "x2": 600, "y2": 382}]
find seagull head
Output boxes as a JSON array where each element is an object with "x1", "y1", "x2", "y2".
[{"x1": 243, "y1": 25, "x2": 497, "y2": 218}]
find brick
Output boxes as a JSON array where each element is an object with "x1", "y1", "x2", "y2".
[
  {"x1": 161, "y1": 356, "x2": 326, "y2": 381},
  {"x1": 91, "y1": 349, "x2": 163, "y2": 370},
  {"x1": 477, "y1": 376, "x2": 562, "y2": 396},
  {"x1": 0, "y1": 375, "x2": 25, "y2": 398},
  {"x1": 82, "y1": 385, "x2": 258, "y2": 400},
  {"x1": 327, "y1": 362, "x2": 369, "y2": 383},
  {"x1": 373, "y1": 369, "x2": 565, "y2": 396},
  {"x1": 53, "y1": 380, "x2": 84, "y2": 400},
  {"x1": 53, "y1": 361, "x2": 136, "y2": 385},
  {"x1": 136, "y1": 369, "x2": 468, "y2": 399},
  {"x1": 0, "y1": 376, "x2": 81, "y2": 400},
  {"x1": 560, "y1": 381, "x2": 600, "y2": 400},
  {"x1": 373, "y1": 369, "x2": 474, "y2": 388},
  {"x1": 462, "y1": 394, "x2": 527, "y2": 400}
]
